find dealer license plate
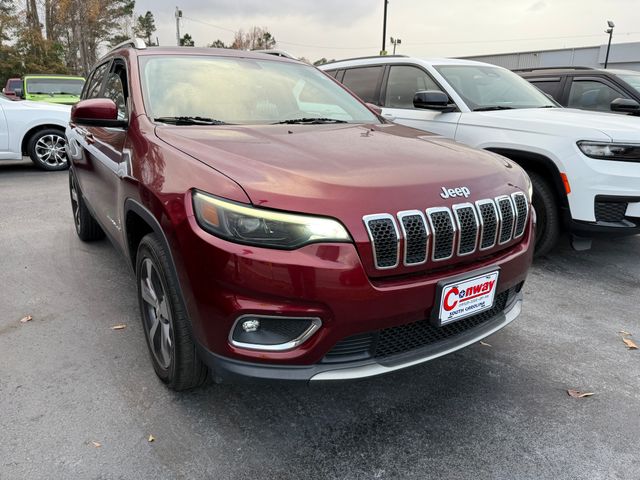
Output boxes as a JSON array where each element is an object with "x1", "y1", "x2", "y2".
[{"x1": 437, "y1": 271, "x2": 499, "y2": 326}]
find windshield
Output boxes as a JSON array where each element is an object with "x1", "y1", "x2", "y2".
[
  {"x1": 617, "y1": 73, "x2": 640, "y2": 95},
  {"x1": 25, "y1": 78, "x2": 84, "y2": 96},
  {"x1": 434, "y1": 65, "x2": 556, "y2": 110},
  {"x1": 7, "y1": 79, "x2": 21, "y2": 91},
  {"x1": 140, "y1": 55, "x2": 380, "y2": 125}
]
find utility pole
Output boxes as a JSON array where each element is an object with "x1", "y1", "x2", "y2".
[
  {"x1": 604, "y1": 20, "x2": 615, "y2": 69},
  {"x1": 391, "y1": 37, "x2": 401, "y2": 55},
  {"x1": 381, "y1": 0, "x2": 388, "y2": 55},
  {"x1": 175, "y1": 7, "x2": 182, "y2": 46}
]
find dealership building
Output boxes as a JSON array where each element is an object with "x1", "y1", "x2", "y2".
[{"x1": 460, "y1": 41, "x2": 640, "y2": 71}]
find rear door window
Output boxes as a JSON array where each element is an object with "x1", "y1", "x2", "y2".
[
  {"x1": 341, "y1": 66, "x2": 384, "y2": 104},
  {"x1": 568, "y1": 79, "x2": 627, "y2": 112},
  {"x1": 529, "y1": 78, "x2": 562, "y2": 101}
]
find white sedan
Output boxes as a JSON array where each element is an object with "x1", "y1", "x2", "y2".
[{"x1": 0, "y1": 94, "x2": 71, "y2": 171}]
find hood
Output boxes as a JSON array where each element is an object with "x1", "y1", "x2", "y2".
[
  {"x1": 462, "y1": 107, "x2": 640, "y2": 143},
  {"x1": 155, "y1": 123, "x2": 529, "y2": 218},
  {"x1": 21, "y1": 100, "x2": 72, "y2": 112}
]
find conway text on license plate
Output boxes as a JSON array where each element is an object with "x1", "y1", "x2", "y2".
[{"x1": 438, "y1": 271, "x2": 499, "y2": 326}]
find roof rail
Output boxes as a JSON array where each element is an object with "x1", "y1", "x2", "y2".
[
  {"x1": 512, "y1": 66, "x2": 595, "y2": 72},
  {"x1": 251, "y1": 49, "x2": 297, "y2": 59},
  {"x1": 322, "y1": 54, "x2": 408, "y2": 67},
  {"x1": 109, "y1": 37, "x2": 147, "y2": 53}
]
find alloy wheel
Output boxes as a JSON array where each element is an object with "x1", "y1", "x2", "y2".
[
  {"x1": 69, "y1": 174, "x2": 81, "y2": 232},
  {"x1": 140, "y1": 258, "x2": 174, "y2": 369},
  {"x1": 35, "y1": 134, "x2": 68, "y2": 167}
]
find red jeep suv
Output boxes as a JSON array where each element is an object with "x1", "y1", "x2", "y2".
[{"x1": 66, "y1": 40, "x2": 534, "y2": 390}]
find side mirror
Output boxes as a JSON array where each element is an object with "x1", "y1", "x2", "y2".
[
  {"x1": 413, "y1": 90, "x2": 456, "y2": 112},
  {"x1": 365, "y1": 102, "x2": 383, "y2": 115},
  {"x1": 610, "y1": 97, "x2": 640, "y2": 115},
  {"x1": 71, "y1": 99, "x2": 127, "y2": 128}
]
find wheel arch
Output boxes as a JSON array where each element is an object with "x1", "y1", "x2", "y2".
[
  {"x1": 21, "y1": 124, "x2": 67, "y2": 156},
  {"x1": 484, "y1": 148, "x2": 569, "y2": 210}
]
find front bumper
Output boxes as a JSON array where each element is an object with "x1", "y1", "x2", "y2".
[
  {"x1": 172, "y1": 211, "x2": 533, "y2": 376},
  {"x1": 199, "y1": 293, "x2": 523, "y2": 383}
]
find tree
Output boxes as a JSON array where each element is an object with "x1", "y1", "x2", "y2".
[
  {"x1": 313, "y1": 58, "x2": 334, "y2": 66},
  {"x1": 230, "y1": 27, "x2": 276, "y2": 50},
  {"x1": 134, "y1": 10, "x2": 155, "y2": 45},
  {"x1": 180, "y1": 33, "x2": 194, "y2": 47},
  {"x1": 208, "y1": 39, "x2": 226, "y2": 48}
]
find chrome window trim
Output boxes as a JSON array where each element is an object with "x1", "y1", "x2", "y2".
[
  {"x1": 511, "y1": 192, "x2": 529, "y2": 239},
  {"x1": 229, "y1": 315, "x2": 322, "y2": 352},
  {"x1": 452, "y1": 203, "x2": 479, "y2": 256},
  {"x1": 363, "y1": 213, "x2": 400, "y2": 270},
  {"x1": 495, "y1": 195, "x2": 515, "y2": 245},
  {"x1": 426, "y1": 207, "x2": 457, "y2": 262},
  {"x1": 475, "y1": 199, "x2": 499, "y2": 251},
  {"x1": 397, "y1": 209, "x2": 429, "y2": 266}
]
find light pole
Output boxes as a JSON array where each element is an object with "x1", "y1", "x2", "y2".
[
  {"x1": 390, "y1": 37, "x2": 401, "y2": 55},
  {"x1": 604, "y1": 20, "x2": 615, "y2": 69},
  {"x1": 381, "y1": 0, "x2": 388, "y2": 55},
  {"x1": 175, "y1": 7, "x2": 183, "y2": 46}
]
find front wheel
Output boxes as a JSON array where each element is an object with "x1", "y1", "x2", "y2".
[
  {"x1": 136, "y1": 233, "x2": 208, "y2": 391},
  {"x1": 528, "y1": 171, "x2": 561, "y2": 257},
  {"x1": 28, "y1": 128, "x2": 69, "y2": 171}
]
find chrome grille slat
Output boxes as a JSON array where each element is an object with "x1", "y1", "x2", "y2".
[
  {"x1": 496, "y1": 196, "x2": 516, "y2": 245},
  {"x1": 426, "y1": 208, "x2": 456, "y2": 261},
  {"x1": 511, "y1": 192, "x2": 529, "y2": 238},
  {"x1": 476, "y1": 199, "x2": 499, "y2": 250},
  {"x1": 397, "y1": 210, "x2": 429, "y2": 266},
  {"x1": 363, "y1": 214, "x2": 400, "y2": 269},
  {"x1": 364, "y1": 192, "x2": 527, "y2": 270},
  {"x1": 452, "y1": 203, "x2": 479, "y2": 256}
]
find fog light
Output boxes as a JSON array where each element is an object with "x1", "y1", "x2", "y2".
[
  {"x1": 242, "y1": 319, "x2": 260, "y2": 333},
  {"x1": 230, "y1": 315, "x2": 322, "y2": 351}
]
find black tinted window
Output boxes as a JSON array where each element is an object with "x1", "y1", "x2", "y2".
[
  {"x1": 103, "y1": 62, "x2": 128, "y2": 120},
  {"x1": 385, "y1": 65, "x2": 442, "y2": 109},
  {"x1": 84, "y1": 63, "x2": 109, "y2": 99},
  {"x1": 530, "y1": 79, "x2": 561, "y2": 100},
  {"x1": 568, "y1": 80, "x2": 626, "y2": 112},
  {"x1": 341, "y1": 66, "x2": 383, "y2": 104}
]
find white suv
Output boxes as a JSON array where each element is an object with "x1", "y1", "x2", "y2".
[{"x1": 320, "y1": 57, "x2": 640, "y2": 255}]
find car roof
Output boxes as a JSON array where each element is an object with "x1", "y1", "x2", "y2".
[
  {"x1": 24, "y1": 74, "x2": 85, "y2": 79},
  {"x1": 322, "y1": 56, "x2": 498, "y2": 69},
  {"x1": 110, "y1": 46, "x2": 304, "y2": 65}
]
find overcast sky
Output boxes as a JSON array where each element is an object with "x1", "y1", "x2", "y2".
[{"x1": 134, "y1": 0, "x2": 640, "y2": 61}]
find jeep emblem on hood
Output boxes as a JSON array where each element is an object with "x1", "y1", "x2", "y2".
[{"x1": 440, "y1": 186, "x2": 471, "y2": 199}]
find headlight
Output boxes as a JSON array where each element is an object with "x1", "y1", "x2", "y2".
[
  {"x1": 192, "y1": 191, "x2": 351, "y2": 249},
  {"x1": 577, "y1": 141, "x2": 640, "y2": 162}
]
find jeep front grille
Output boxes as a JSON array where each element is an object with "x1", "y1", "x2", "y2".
[{"x1": 363, "y1": 192, "x2": 528, "y2": 270}]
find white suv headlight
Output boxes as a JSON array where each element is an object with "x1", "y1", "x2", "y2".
[
  {"x1": 577, "y1": 141, "x2": 640, "y2": 162},
  {"x1": 193, "y1": 191, "x2": 351, "y2": 249}
]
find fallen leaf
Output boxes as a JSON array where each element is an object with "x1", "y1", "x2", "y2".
[
  {"x1": 111, "y1": 324, "x2": 127, "y2": 330},
  {"x1": 479, "y1": 341, "x2": 492, "y2": 347},
  {"x1": 619, "y1": 330, "x2": 631, "y2": 336},
  {"x1": 91, "y1": 441, "x2": 102, "y2": 448},
  {"x1": 19, "y1": 315, "x2": 33, "y2": 323},
  {"x1": 623, "y1": 337, "x2": 638, "y2": 350},
  {"x1": 148, "y1": 434, "x2": 155, "y2": 443},
  {"x1": 567, "y1": 389, "x2": 595, "y2": 398}
]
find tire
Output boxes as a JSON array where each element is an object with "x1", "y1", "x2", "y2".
[
  {"x1": 27, "y1": 128, "x2": 69, "y2": 171},
  {"x1": 528, "y1": 171, "x2": 561, "y2": 257},
  {"x1": 136, "y1": 233, "x2": 208, "y2": 391},
  {"x1": 69, "y1": 170, "x2": 105, "y2": 241}
]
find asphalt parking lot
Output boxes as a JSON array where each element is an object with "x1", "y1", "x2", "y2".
[{"x1": 1, "y1": 160, "x2": 639, "y2": 480}]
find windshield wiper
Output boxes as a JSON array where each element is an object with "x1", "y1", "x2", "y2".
[
  {"x1": 473, "y1": 106, "x2": 515, "y2": 111},
  {"x1": 154, "y1": 116, "x2": 228, "y2": 125},
  {"x1": 273, "y1": 117, "x2": 348, "y2": 124},
  {"x1": 538, "y1": 105, "x2": 557, "y2": 108}
]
